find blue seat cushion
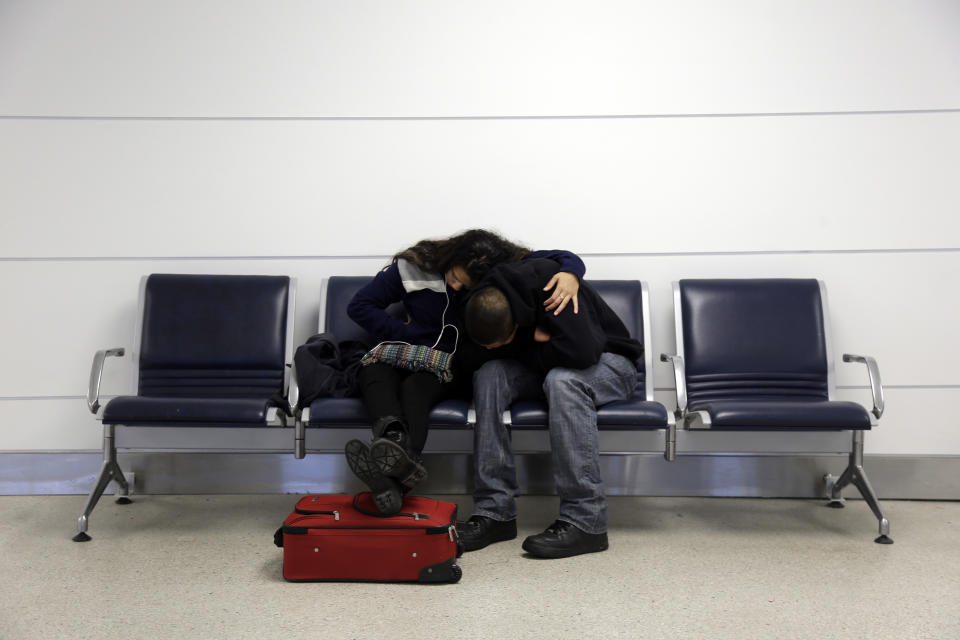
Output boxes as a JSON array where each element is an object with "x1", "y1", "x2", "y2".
[
  {"x1": 307, "y1": 398, "x2": 470, "y2": 429},
  {"x1": 510, "y1": 394, "x2": 669, "y2": 430},
  {"x1": 689, "y1": 399, "x2": 872, "y2": 430},
  {"x1": 103, "y1": 396, "x2": 276, "y2": 426}
]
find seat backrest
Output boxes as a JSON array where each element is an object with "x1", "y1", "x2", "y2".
[
  {"x1": 584, "y1": 280, "x2": 652, "y2": 401},
  {"x1": 137, "y1": 274, "x2": 293, "y2": 398},
  {"x1": 321, "y1": 276, "x2": 404, "y2": 345},
  {"x1": 676, "y1": 279, "x2": 830, "y2": 404}
]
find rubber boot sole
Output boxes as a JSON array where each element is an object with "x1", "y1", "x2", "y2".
[
  {"x1": 344, "y1": 439, "x2": 402, "y2": 515},
  {"x1": 369, "y1": 439, "x2": 428, "y2": 491},
  {"x1": 521, "y1": 532, "x2": 609, "y2": 559}
]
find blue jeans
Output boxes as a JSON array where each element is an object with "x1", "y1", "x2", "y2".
[{"x1": 471, "y1": 352, "x2": 638, "y2": 534}]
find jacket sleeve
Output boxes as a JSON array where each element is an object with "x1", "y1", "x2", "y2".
[
  {"x1": 525, "y1": 249, "x2": 586, "y2": 281},
  {"x1": 521, "y1": 262, "x2": 604, "y2": 373},
  {"x1": 532, "y1": 306, "x2": 605, "y2": 372},
  {"x1": 346, "y1": 263, "x2": 420, "y2": 343}
]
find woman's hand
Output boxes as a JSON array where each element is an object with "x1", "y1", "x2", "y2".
[{"x1": 543, "y1": 272, "x2": 580, "y2": 315}]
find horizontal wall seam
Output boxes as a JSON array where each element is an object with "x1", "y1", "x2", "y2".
[
  {"x1": 2, "y1": 108, "x2": 959, "y2": 122},
  {"x1": 3, "y1": 384, "x2": 959, "y2": 401},
  {"x1": 2, "y1": 247, "x2": 959, "y2": 263},
  {"x1": 8, "y1": 451, "x2": 959, "y2": 457},
  {"x1": 0, "y1": 396, "x2": 90, "y2": 401}
]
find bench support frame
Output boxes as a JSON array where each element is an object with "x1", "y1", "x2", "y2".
[
  {"x1": 73, "y1": 424, "x2": 132, "y2": 542},
  {"x1": 825, "y1": 430, "x2": 892, "y2": 544}
]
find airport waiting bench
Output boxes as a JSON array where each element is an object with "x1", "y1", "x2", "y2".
[
  {"x1": 74, "y1": 274, "x2": 887, "y2": 544},
  {"x1": 660, "y1": 279, "x2": 890, "y2": 543},
  {"x1": 76, "y1": 274, "x2": 298, "y2": 541}
]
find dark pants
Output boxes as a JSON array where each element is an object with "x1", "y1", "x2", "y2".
[{"x1": 358, "y1": 363, "x2": 448, "y2": 455}]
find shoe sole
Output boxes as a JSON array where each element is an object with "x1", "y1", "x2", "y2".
[
  {"x1": 369, "y1": 439, "x2": 428, "y2": 490},
  {"x1": 344, "y1": 439, "x2": 402, "y2": 515},
  {"x1": 521, "y1": 536, "x2": 609, "y2": 559}
]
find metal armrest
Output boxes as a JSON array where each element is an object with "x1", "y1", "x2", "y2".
[
  {"x1": 87, "y1": 348, "x2": 125, "y2": 414},
  {"x1": 843, "y1": 353, "x2": 884, "y2": 419},
  {"x1": 659, "y1": 353, "x2": 687, "y2": 416},
  {"x1": 288, "y1": 361, "x2": 305, "y2": 458},
  {"x1": 286, "y1": 362, "x2": 300, "y2": 416}
]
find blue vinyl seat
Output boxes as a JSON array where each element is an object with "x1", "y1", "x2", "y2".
[
  {"x1": 76, "y1": 274, "x2": 298, "y2": 541},
  {"x1": 691, "y1": 398, "x2": 871, "y2": 430},
  {"x1": 661, "y1": 279, "x2": 890, "y2": 542},
  {"x1": 103, "y1": 396, "x2": 278, "y2": 425},
  {"x1": 298, "y1": 276, "x2": 470, "y2": 457},
  {"x1": 505, "y1": 281, "x2": 675, "y2": 460},
  {"x1": 509, "y1": 396, "x2": 669, "y2": 430}
]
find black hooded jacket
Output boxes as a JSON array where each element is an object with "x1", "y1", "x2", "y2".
[{"x1": 466, "y1": 258, "x2": 643, "y2": 376}]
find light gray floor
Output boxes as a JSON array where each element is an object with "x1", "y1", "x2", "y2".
[{"x1": 1, "y1": 494, "x2": 957, "y2": 640}]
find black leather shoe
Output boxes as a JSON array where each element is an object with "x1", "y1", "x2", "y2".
[
  {"x1": 344, "y1": 439, "x2": 402, "y2": 515},
  {"x1": 370, "y1": 436, "x2": 428, "y2": 491},
  {"x1": 456, "y1": 515, "x2": 517, "y2": 552},
  {"x1": 521, "y1": 520, "x2": 608, "y2": 559}
]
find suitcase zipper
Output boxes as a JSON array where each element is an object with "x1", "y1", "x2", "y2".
[
  {"x1": 284, "y1": 504, "x2": 457, "y2": 535},
  {"x1": 290, "y1": 511, "x2": 429, "y2": 525},
  {"x1": 364, "y1": 511, "x2": 428, "y2": 520},
  {"x1": 294, "y1": 508, "x2": 340, "y2": 520},
  {"x1": 285, "y1": 516, "x2": 449, "y2": 534},
  {"x1": 284, "y1": 515, "x2": 456, "y2": 535}
]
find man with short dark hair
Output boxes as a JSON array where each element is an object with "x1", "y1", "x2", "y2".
[
  {"x1": 457, "y1": 258, "x2": 642, "y2": 558},
  {"x1": 463, "y1": 287, "x2": 518, "y2": 348}
]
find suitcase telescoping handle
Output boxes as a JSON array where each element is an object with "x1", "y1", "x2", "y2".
[{"x1": 351, "y1": 493, "x2": 428, "y2": 520}]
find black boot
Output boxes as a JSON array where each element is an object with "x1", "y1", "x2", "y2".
[
  {"x1": 370, "y1": 428, "x2": 428, "y2": 492},
  {"x1": 521, "y1": 520, "x2": 608, "y2": 559},
  {"x1": 344, "y1": 439, "x2": 402, "y2": 515},
  {"x1": 455, "y1": 515, "x2": 517, "y2": 552}
]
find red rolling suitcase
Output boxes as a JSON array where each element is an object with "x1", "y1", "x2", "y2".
[{"x1": 274, "y1": 493, "x2": 463, "y2": 583}]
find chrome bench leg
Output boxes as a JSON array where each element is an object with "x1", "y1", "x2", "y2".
[
  {"x1": 294, "y1": 419, "x2": 305, "y2": 459},
  {"x1": 73, "y1": 425, "x2": 132, "y2": 542},
  {"x1": 826, "y1": 431, "x2": 892, "y2": 544},
  {"x1": 663, "y1": 415, "x2": 677, "y2": 462}
]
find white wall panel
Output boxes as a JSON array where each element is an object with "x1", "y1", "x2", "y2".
[
  {"x1": 2, "y1": 0, "x2": 959, "y2": 117},
  {"x1": 856, "y1": 388, "x2": 958, "y2": 456},
  {"x1": 0, "y1": 251, "x2": 956, "y2": 400},
  {"x1": 0, "y1": 399, "x2": 101, "y2": 450},
  {"x1": 3, "y1": 113, "x2": 958, "y2": 258}
]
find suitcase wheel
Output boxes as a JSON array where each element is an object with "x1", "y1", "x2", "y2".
[{"x1": 418, "y1": 558, "x2": 462, "y2": 584}]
